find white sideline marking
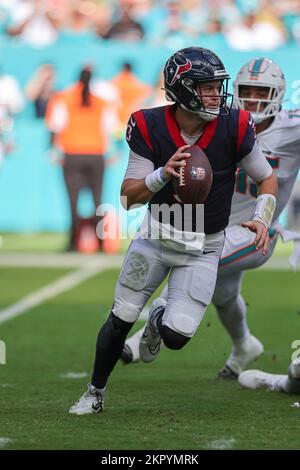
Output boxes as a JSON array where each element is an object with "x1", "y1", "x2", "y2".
[
  {"x1": 0, "y1": 259, "x2": 121, "y2": 325},
  {"x1": 0, "y1": 253, "x2": 124, "y2": 268},
  {"x1": 0, "y1": 438, "x2": 13, "y2": 448},
  {"x1": 0, "y1": 252, "x2": 293, "y2": 270},
  {"x1": 206, "y1": 438, "x2": 236, "y2": 450}
]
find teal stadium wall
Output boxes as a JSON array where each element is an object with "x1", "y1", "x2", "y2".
[{"x1": 0, "y1": 38, "x2": 299, "y2": 232}]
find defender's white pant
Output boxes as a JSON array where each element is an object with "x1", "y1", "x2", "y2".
[
  {"x1": 113, "y1": 231, "x2": 225, "y2": 337},
  {"x1": 213, "y1": 225, "x2": 278, "y2": 306}
]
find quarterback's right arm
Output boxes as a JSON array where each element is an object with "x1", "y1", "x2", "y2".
[
  {"x1": 121, "y1": 147, "x2": 190, "y2": 210},
  {"x1": 122, "y1": 112, "x2": 189, "y2": 210},
  {"x1": 121, "y1": 151, "x2": 154, "y2": 209}
]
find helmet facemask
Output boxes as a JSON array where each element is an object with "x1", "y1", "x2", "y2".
[
  {"x1": 233, "y1": 58, "x2": 286, "y2": 124},
  {"x1": 165, "y1": 76, "x2": 233, "y2": 121},
  {"x1": 234, "y1": 84, "x2": 285, "y2": 123}
]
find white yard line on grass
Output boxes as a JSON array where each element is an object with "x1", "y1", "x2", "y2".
[
  {"x1": 206, "y1": 438, "x2": 236, "y2": 450},
  {"x1": 0, "y1": 252, "x2": 295, "y2": 270},
  {"x1": 0, "y1": 253, "x2": 124, "y2": 268},
  {"x1": 0, "y1": 257, "x2": 123, "y2": 325},
  {"x1": 0, "y1": 251, "x2": 296, "y2": 326}
]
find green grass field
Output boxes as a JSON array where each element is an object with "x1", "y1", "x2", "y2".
[{"x1": 0, "y1": 264, "x2": 300, "y2": 450}]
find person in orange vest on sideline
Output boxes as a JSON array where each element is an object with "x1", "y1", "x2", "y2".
[
  {"x1": 45, "y1": 66, "x2": 108, "y2": 251},
  {"x1": 112, "y1": 62, "x2": 152, "y2": 133}
]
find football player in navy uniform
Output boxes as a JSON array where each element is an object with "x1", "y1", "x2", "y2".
[
  {"x1": 122, "y1": 58, "x2": 300, "y2": 375},
  {"x1": 69, "y1": 47, "x2": 277, "y2": 415}
]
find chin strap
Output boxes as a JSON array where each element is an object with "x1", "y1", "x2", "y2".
[{"x1": 197, "y1": 110, "x2": 219, "y2": 121}]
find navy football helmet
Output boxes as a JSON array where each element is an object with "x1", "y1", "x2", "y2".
[{"x1": 163, "y1": 47, "x2": 232, "y2": 120}]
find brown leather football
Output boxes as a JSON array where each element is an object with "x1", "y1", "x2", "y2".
[{"x1": 173, "y1": 145, "x2": 213, "y2": 204}]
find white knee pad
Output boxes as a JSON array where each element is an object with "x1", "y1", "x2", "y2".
[
  {"x1": 163, "y1": 313, "x2": 199, "y2": 338},
  {"x1": 112, "y1": 299, "x2": 141, "y2": 323}
]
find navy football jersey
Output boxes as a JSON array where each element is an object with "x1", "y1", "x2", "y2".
[{"x1": 126, "y1": 104, "x2": 256, "y2": 234}]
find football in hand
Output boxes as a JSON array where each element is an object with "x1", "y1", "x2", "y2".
[{"x1": 172, "y1": 145, "x2": 213, "y2": 204}]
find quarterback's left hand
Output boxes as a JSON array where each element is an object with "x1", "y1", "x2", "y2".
[{"x1": 242, "y1": 220, "x2": 270, "y2": 255}]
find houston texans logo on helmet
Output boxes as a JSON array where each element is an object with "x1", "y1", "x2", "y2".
[{"x1": 165, "y1": 54, "x2": 192, "y2": 86}]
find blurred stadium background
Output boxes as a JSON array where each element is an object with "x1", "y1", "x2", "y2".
[{"x1": 0, "y1": 0, "x2": 299, "y2": 451}]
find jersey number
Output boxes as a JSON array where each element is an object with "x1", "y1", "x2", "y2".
[
  {"x1": 235, "y1": 156, "x2": 280, "y2": 198},
  {"x1": 126, "y1": 116, "x2": 136, "y2": 142}
]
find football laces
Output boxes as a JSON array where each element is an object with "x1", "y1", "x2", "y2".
[{"x1": 178, "y1": 166, "x2": 185, "y2": 187}]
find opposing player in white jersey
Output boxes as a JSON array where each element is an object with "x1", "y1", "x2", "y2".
[
  {"x1": 238, "y1": 359, "x2": 300, "y2": 394},
  {"x1": 122, "y1": 57, "x2": 300, "y2": 378}
]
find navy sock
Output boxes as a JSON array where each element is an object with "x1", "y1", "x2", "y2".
[{"x1": 91, "y1": 311, "x2": 134, "y2": 389}]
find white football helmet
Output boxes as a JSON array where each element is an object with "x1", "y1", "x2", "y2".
[{"x1": 233, "y1": 58, "x2": 286, "y2": 123}]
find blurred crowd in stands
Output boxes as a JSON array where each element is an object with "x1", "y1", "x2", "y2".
[
  {"x1": 1, "y1": 0, "x2": 300, "y2": 163},
  {"x1": 0, "y1": 0, "x2": 299, "y2": 50},
  {"x1": 1, "y1": 0, "x2": 300, "y2": 167}
]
